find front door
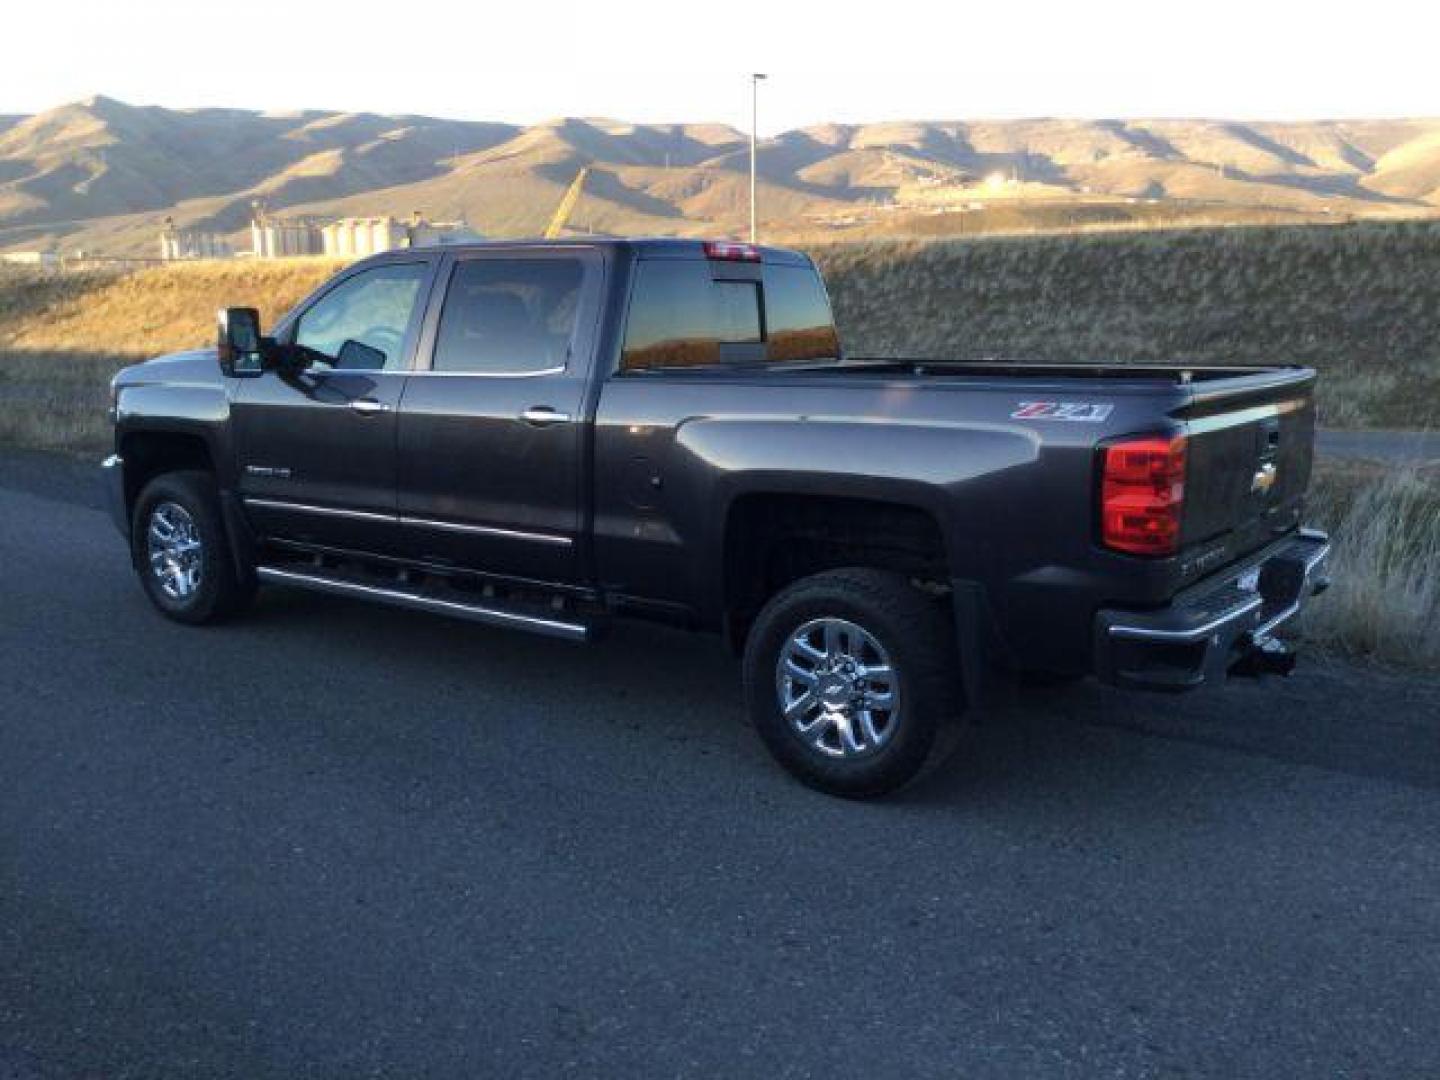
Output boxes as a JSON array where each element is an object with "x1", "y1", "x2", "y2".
[
  {"x1": 396, "y1": 249, "x2": 604, "y2": 584},
  {"x1": 233, "y1": 259, "x2": 435, "y2": 555}
]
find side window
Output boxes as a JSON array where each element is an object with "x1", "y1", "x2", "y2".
[
  {"x1": 763, "y1": 264, "x2": 840, "y2": 363},
  {"x1": 432, "y1": 257, "x2": 585, "y2": 374},
  {"x1": 293, "y1": 262, "x2": 429, "y2": 371},
  {"x1": 621, "y1": 261, "x2": 763, "y2": 371}
]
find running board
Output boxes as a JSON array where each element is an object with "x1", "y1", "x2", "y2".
[{"x1": 255, "y1": 565, "x2": 593, "y2": 642}]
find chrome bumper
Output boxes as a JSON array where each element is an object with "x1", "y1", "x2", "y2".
[
  {"x1": 1094, "y1": 529, "x2": 1331, "y2": 691},
  {"x1": 99, "y1": 454, "x2": 128, "y2": 538}
]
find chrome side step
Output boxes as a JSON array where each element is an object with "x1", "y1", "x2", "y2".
[{"x1": 255, "y1": 565, "x2": 592, "y2": 642}]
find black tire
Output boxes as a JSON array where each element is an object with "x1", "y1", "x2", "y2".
[
  {"x1": 1018, "y1": 670, "x2": 1086, "y2": 688},
  {"x1": 743, "y1": 568, "x2": 964, "y2": 798},
  {"x1": 131, "y1": 470, "x2": 255, "y2": 625}
]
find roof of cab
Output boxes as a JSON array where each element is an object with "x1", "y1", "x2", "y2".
[{"x1": 357, "y1": 237, "x2": 811, "y2": 267}]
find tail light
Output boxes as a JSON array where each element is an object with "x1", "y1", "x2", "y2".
[
  {"x1": 703, "y1": 240, "x2": 761, "y2": 262},
  {"x1": 1101, "y1": 434, "x2": 1187, "y2": 556}
]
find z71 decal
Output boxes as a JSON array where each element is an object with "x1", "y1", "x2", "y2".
[{"x1": 1011, "y1": 401, "x2": 1115, "y2": 422}]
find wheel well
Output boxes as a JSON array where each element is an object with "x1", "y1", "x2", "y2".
[
  {"x1": 722, "y1": 494, "x2": 949, "y2": 650},
  {"x1": 120, "y1": 431, "x2": 215, "y2": 512}
]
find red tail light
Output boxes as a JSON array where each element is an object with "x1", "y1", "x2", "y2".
[
  {"x1": 1101, "y1": 434, "x2": 1187, "y2": 556},
  {"x1": 703, "y1": 240, "x2": 761, "y2": 262}
]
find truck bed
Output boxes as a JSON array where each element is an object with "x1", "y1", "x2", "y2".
[{"x1": 842, "y1": 358, "x2": 1300, "y2": 383}]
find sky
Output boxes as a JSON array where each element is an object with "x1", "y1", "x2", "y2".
[{"x1": 5, "y1": 0, "x2": 1440, "y2": 133}]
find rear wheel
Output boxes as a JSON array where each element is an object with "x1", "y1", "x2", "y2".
[
  {"x1": 743, "y1": 568, "x2": 964, "y2": 798},
  {"x1": 131, "y1": 471, "x2": 254, "y2": 624},
  {"x1": 1018, "y1": 670, "x2": 1086, "y2": 688}
]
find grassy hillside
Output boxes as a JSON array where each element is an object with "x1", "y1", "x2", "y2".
[
  {"x1": 1, "y1": 221, "x2": 1437, "y2": 455},
  {"x1": 0, "y1": 257, "x2": 343, "y2": 357},
  {"x1": 815, "y1": 221, "x2": 1440, "y2": 429},
  {"x1": 0, "y1": 259, "x2": 342, "y2": 452}
]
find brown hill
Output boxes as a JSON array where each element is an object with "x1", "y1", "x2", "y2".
[{"x1": 2, "y1": 97, "x2": 1439, "y2": 254}]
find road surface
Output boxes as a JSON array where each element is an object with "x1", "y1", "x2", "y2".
[{"x1": 2, "y1": 450, "x2": 1439, "y2": 1078}]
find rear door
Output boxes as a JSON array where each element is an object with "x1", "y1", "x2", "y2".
[
  {"x1": 394, "y1": 248, "x2": 605, "y2": 584},
  {"x1": 233, "y1": 258, "x2": 436, "y2": 555},
  {"x1": 591, "y1": 251, "x2": 841, "y2": 611}
]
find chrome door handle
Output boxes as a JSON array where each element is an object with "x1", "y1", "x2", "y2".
[
  {"x1": 521, "y1": 406, "x2": 572, "y2": 426},
  {"x1": 349, "y1": 399, "x2": 390, "y2": 415}
]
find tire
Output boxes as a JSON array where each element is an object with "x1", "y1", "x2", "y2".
[
  {"x1": 1018, "y1": 671, "x2": 1086, "y2": 688},
  {"x1": 743, "y1": 568, "x2": 964, "y2": 798},
  {"x1": 131, "y1": 470, "x2": 255, "y2": 625}
]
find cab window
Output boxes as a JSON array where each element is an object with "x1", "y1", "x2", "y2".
[
  {"x1": 621, "y1": 258, "x2": 837, "y2": 371},
  {"x1": 432, "y1": 258, "x2": 585, "y2": 374},
  {"x1": 763, "y1": 264, "x2": 840, "y2": 363},
  {"x1": 292, "y1": 262, "x2": 429, "y2": 371},
  {"x1": 621, "y1": 261, "x2": 762, "y2": 371}
]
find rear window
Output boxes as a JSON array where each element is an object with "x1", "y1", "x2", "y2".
[
  {"x1": 620, "y1": 259, "x2": 837, "y2": 372},
  {"x1": 433, "y1": 257, "x2": 585, "y2": 374},
  {"x1": 764, "y1": 264, "x2": 841, "y2": 364}
]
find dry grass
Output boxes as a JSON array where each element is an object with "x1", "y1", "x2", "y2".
[
  {"x1": 6, "y1": 223, "x2": 1440, "y2": 435},
  {"x1": 0, "y1": 350, "x2": 120, "y2": 454},
  {"x1": 0, "y1": 259, "x2": 343, "y2": 455},
  {"x1": 813, "y1": 220, "x2": 1440, "y2": 430},
  {"x1": 1302, "y1": 461, "x2": 1440, "y2": 668},
  {"x1": 0, "y1": 258, "x2": 344, "y2": 357}
]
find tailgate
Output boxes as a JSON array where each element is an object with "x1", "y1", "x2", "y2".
[{"x1": 1179, "y1": 369, "x2": 1316, "y2": 564}]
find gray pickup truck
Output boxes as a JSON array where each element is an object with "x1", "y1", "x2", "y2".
[{"x1": 102, "y1": 238, "x2": 1330, "y2": 796}]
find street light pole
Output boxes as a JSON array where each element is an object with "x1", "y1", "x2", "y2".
[{"x1": 750, "y1": 73, "x2": 767, "y2": 243}]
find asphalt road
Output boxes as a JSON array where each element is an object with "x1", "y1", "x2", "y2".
[{"x1": 3, "y1": 451, "x2": 1439, "y2": 1079}]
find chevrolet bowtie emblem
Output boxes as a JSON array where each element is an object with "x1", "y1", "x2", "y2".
[{"x1": 1251, "y1": 462, "x2": 1278, "y2": 495}]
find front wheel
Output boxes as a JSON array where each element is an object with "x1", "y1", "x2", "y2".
[
  {"x1": 131, "y1": 470, "x2": 254, "y2": 624},
  {"x1": 743, "y1": 569, "x2": 964, "y2": 798}
]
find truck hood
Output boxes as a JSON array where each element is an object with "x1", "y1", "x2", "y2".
[{"x1": 114, "y1": 347, "x2": 223, "y2": 389}]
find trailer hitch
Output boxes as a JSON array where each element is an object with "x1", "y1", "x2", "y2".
[{"x1": 1230, "y1": 634, "x2": 1298, "y2": 678}]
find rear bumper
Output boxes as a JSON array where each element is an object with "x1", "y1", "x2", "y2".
[
  {"x1": 1094, "y1": 529, "x2": 1331, "y2": 691},
  {"x1": 100, "y1": 454, "x2": 128, "y2": 538}
]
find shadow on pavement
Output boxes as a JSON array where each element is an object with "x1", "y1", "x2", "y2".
[{"x1": 248, "y1": 586, "x2": 1440, "y2": 807}]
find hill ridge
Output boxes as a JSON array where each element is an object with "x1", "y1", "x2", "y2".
[{"x1": 3, "y1": 97, "x2": 1439, "y2": 254}]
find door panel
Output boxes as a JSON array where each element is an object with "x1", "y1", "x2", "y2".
[
  {"x1": 233, "y1": 258, "x2": 435, "y2": 556},
  {"x1": 234, "y1": 370, "x2": 407, "y2": 553},
  {"x1": 397, "y1": 373, "x2": 588, "y2": 580},
  {"x1": 395, "y1": 250, "x2": 603, "y2": 583}
]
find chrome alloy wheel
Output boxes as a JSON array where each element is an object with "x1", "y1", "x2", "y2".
[
  {"x1": 146, "y1": 501, "x2": 203, "y2": 601},
  {"x1": 776, "y1": 617, "x2": 900, "y2": 758}
]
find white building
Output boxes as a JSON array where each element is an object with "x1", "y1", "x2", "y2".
[
  {"x1": 250, "y1": 218, "x2": 322, "y2": 258},
  {"x1": 321, "y1": 217, "x2": 407, "y2": 258},
  {"x1": 159, "y1": 224, "x2": 231, "y2": 261},
  {"x1": 321, "y1": 213, "x2": 480, "y2": 258},
  {"x1": 0, "y1": 251, "x2": 59, "y2": 267}
]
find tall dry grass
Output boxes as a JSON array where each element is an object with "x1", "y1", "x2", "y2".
[
  {"x1": 813, "y1": 221, "x2": 1440, "y2": 430},
  {"x1": 0, "y1": 259, "x2": 343, "y2": 454},
  {"x1": 0, "y1": 258, "x2": 344, "y2": 357},
  {"x1": 0, "y1": 350, "x2": 120, "y2": 453},
  {"x1": 4, "y1": 223, "x2": 1438, "y2": 439},
  {"x1": 1302, "y1": 464, "x2": 1440, "y2": 668}
]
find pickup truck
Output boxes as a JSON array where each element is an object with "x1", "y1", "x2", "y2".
[{"x1": 103, "y1": 238, "x2": 1331, "y2": 797}]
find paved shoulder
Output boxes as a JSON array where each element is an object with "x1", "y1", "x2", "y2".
[{"x1": 0, "y1": 446, "x2": 103, "y2": 510}]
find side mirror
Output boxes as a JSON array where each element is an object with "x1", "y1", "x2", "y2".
[
  {"x1": 335, "y1": 338, "x2": 387, "y2": 371},
  {"x1": 217, "y1": 307, "x2": 265, "y2": 377}
]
